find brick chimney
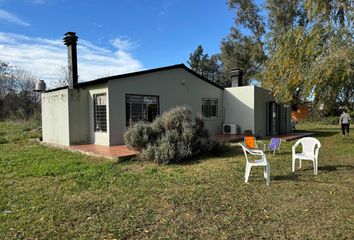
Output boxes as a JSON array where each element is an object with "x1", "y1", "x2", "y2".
[
  {"x1": 230, "y1": 68, "x2": 243, "y2": 87},
  {"x1": 63, "y1": 32, "x2": 78, "y2": 89}
]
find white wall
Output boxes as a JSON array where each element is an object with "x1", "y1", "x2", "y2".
[
  {"x1": 223, "y1": 86, "x2": 255, "y2": 134},
  {"x1": 42, "y1": 88, "x2": 91, "y2": 146},
  {"x1": 42, "y1": 89, "x2": 70, "y2": 145},
  {"x1": 108, "y1": 68, "x2": 224, "y2": 145},
  {"x1": 68, "y1": 88, "x2": 90, "y2": 145}
]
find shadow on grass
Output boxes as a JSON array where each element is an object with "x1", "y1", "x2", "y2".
[
  {"x1": 176, "y1": 145, "x2": 243, "y2": 166},
  {"x1": 269, "y1": 165, "x2": 354, "y2": 182},
  {"x1": 295, "y1": 130, "x2": 338, "y2": 138},
  {"x1": 317, "y1": 165, "x2": 354, "y2": 172},
  {"x1": 271, "y1": 173, "x2": 299, "y2": 181}
]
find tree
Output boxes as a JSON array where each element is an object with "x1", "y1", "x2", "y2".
[
  {"x1": 220, "y1": 0, "x2": 266, "y2": 84},
  {"x1": 220, "y1": 28, "x2": 263, "y2": 84},
  {"x1": 186, "y1": 1, "x2": 354, "y2": 111},
  {"x1": 53, "y1": 65, "x2": 70, "y2": 88},
  {"x1": 261, "y1": 0, "x2": 354, "y2": 111},
  {"x1": 188, "y1": 45, "x2": 229, "y2": 87},
  {"x1": 0, "y1": 60, "x2": 40, "y2": 121}
]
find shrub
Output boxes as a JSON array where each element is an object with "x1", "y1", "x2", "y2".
[
  {"x1": 124, "y1": 106, "x2": 227, "y2": 164},
  {"x1": 123, "y1": 122, "x2": 156, "y2": 150}
]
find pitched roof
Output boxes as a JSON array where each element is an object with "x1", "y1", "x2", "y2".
[{"x1": 45, "y1": 64, "x2": 223, "y2": 92}]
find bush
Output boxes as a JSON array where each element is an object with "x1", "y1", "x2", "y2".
[
  {"x1": 123, "y1": 122, "x2": 156, "y2": 150},
  {"x1": 124, "y1": 106, "x2": 227, "y2": 164}
]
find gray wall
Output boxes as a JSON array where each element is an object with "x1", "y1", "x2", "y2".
[
  {"x1": 42, "y1": 89, "x2": 70, "y2": 145},
  {"x1": 223, "y1": 86, "x2": 255, "y2": 134},
  {"x1": 68, "y1": 88, "x2": 89, "y2": 145},
  {"x1": 108, "y1": 68, "x2": 224, "y2": 145},
  {"x1": 42, "y1": 88, "x2": 90, "y2": 146},
  {"x1": 254, "y1": 86, "x2": 274, "y2": 136},
  {"x1": 254, "y1": 86, "x2": 291, "y2": 136}
]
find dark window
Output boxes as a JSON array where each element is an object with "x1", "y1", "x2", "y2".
[
  {"x1": 126, "y1": 94, "x2": 159, "y2": 126},
  {"x1": 202, "y1": 98, "x2": 218, "y2": 118},
  {"x1": 94, "y1": 93, "x2": 107, "y2": 132}
]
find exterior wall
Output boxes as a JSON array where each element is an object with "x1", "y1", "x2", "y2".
[
  {"x1": 223, "y1": 86, "x2": 255, "y2": 134},
  {"x1": 68, "y1": 88, "x2": 89, "y2": 145},
  {"x1": 87, "y1": 84, "x2": 110, "y2": 146},
  {"x1": 42, "y1": 89, "x2": 70, "y2": 145},
  {"x1": 254, "y1": 87, "x2": 292, "y2": 136},
  {"x1": 284, "y1": 107, "x2": 292, "y2": 133},
  {"x1": 108, "y1": 68, "x2": 224, "y2": 145},
  {"x1": 42, "y1": 88, "x2": 90, "y2": 146},
  {"x1": 254, "y1": 86, "x2": 275, "y2": 136}
]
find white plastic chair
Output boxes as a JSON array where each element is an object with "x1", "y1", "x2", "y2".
[
  {"x1": 292, "y1": 137, "x2": 321, "y2": 175},
  {"x1": 239, "y1": 143, "x2": 270, "y2": 185}
]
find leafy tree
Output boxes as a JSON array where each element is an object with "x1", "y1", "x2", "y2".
[
  {"x1": 188, "y1": 45, "x2": 229, "y2": 87},
  {"x1": 218, "y1": 0, "x2": 267, "y2": 85},
  {"x1": 220, "y1": 28, "x2": 264, "y2": 84},
  {"x1": 260, "y1": 0, "x2": 354, "y2": 112}
]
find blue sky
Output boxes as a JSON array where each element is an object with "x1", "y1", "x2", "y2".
[{"x1": 0, "y1": 0, "x2": 235, "y2": 83}]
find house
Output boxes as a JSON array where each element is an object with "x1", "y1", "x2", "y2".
[{"x1": 41, "y1": 32, "x2": 291, "y2": 146}]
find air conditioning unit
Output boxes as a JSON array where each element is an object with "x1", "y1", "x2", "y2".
[{"x1": 223, "y1": 124, "x2": 236, "y2": 134}]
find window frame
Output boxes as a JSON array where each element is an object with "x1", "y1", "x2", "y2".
[
  {"x1": 125, "y1": 94, "x2": 160, "y2": 127},
  {"x1": 93, "y1": 93, "x2": 107, "y2": 132},
  {"x1": 202, "y1": 98, "x2": 218, "y2": 119}
]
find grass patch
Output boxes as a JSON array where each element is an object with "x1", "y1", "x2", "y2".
[{"x1": 0, "y1": 121, "x2": 353, "y2": 239}]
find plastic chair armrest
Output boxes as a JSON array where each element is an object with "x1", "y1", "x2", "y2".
[{"x1": 250, "y1": 149, "x2": 265, "y2": 156}]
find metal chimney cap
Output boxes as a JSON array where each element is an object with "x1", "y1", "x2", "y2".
[
  {"x1": 64, "y1": 31, "x2": 77, "y2": 36},
  {"x1": 230, "y1": 68, "x2": 243, "y2": 76},
  {"x1": 63, "y1": 32, "x2": 78, "y2": 46}
]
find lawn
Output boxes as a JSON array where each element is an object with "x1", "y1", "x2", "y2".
[{"x1": 0, "y1": 121, "x2": 353, "y2": 239}]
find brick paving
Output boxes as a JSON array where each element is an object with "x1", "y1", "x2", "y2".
[{"x1": 68, "y1": 144, "x2": 138, "y2": 160}]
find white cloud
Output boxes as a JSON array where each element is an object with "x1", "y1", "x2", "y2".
[
  {"x1": 0, "y1": 9, "x2": 30, "y2": 26},
  {"x1": 111, "y1": 37, "x2": 138, "y2": 51},
  {"x1": 0, "y1": 32, "x2": 144, "y2": 84}
]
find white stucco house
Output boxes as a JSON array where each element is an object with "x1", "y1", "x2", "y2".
[{"x1": 41, "y1": 32, "x2": 291, "y2": 146}]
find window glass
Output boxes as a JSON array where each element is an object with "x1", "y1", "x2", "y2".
[
  {"x1": 94, "y1": 93, "x2": 107, "y2": 132},
  {"x1": 202, "y1": 98, "x2": 218, "y2": 118},
  {"x1": 126, "y1": 95, "x2": 159, "y2": 126}
]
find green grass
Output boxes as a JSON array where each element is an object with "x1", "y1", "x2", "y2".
[{"x1": 0, "y1": 121, "x2": 353, "y2": 239}]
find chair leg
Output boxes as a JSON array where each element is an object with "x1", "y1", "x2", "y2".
[
  {"x1": 245, "y1": 164, "x2": 251, "y2": 183},
  {"x1": 292, "y1": 157, "x2": 296, "y2": 172},
  {"x1": 313, "y1": 159, "x2": 318, "y2": 175},
  {"x1": 299, "y1": 159, "x2": 302, "y2": 169},
  {"x1": 266, "y1": 164, "x2": 270, "y2": 186}
]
